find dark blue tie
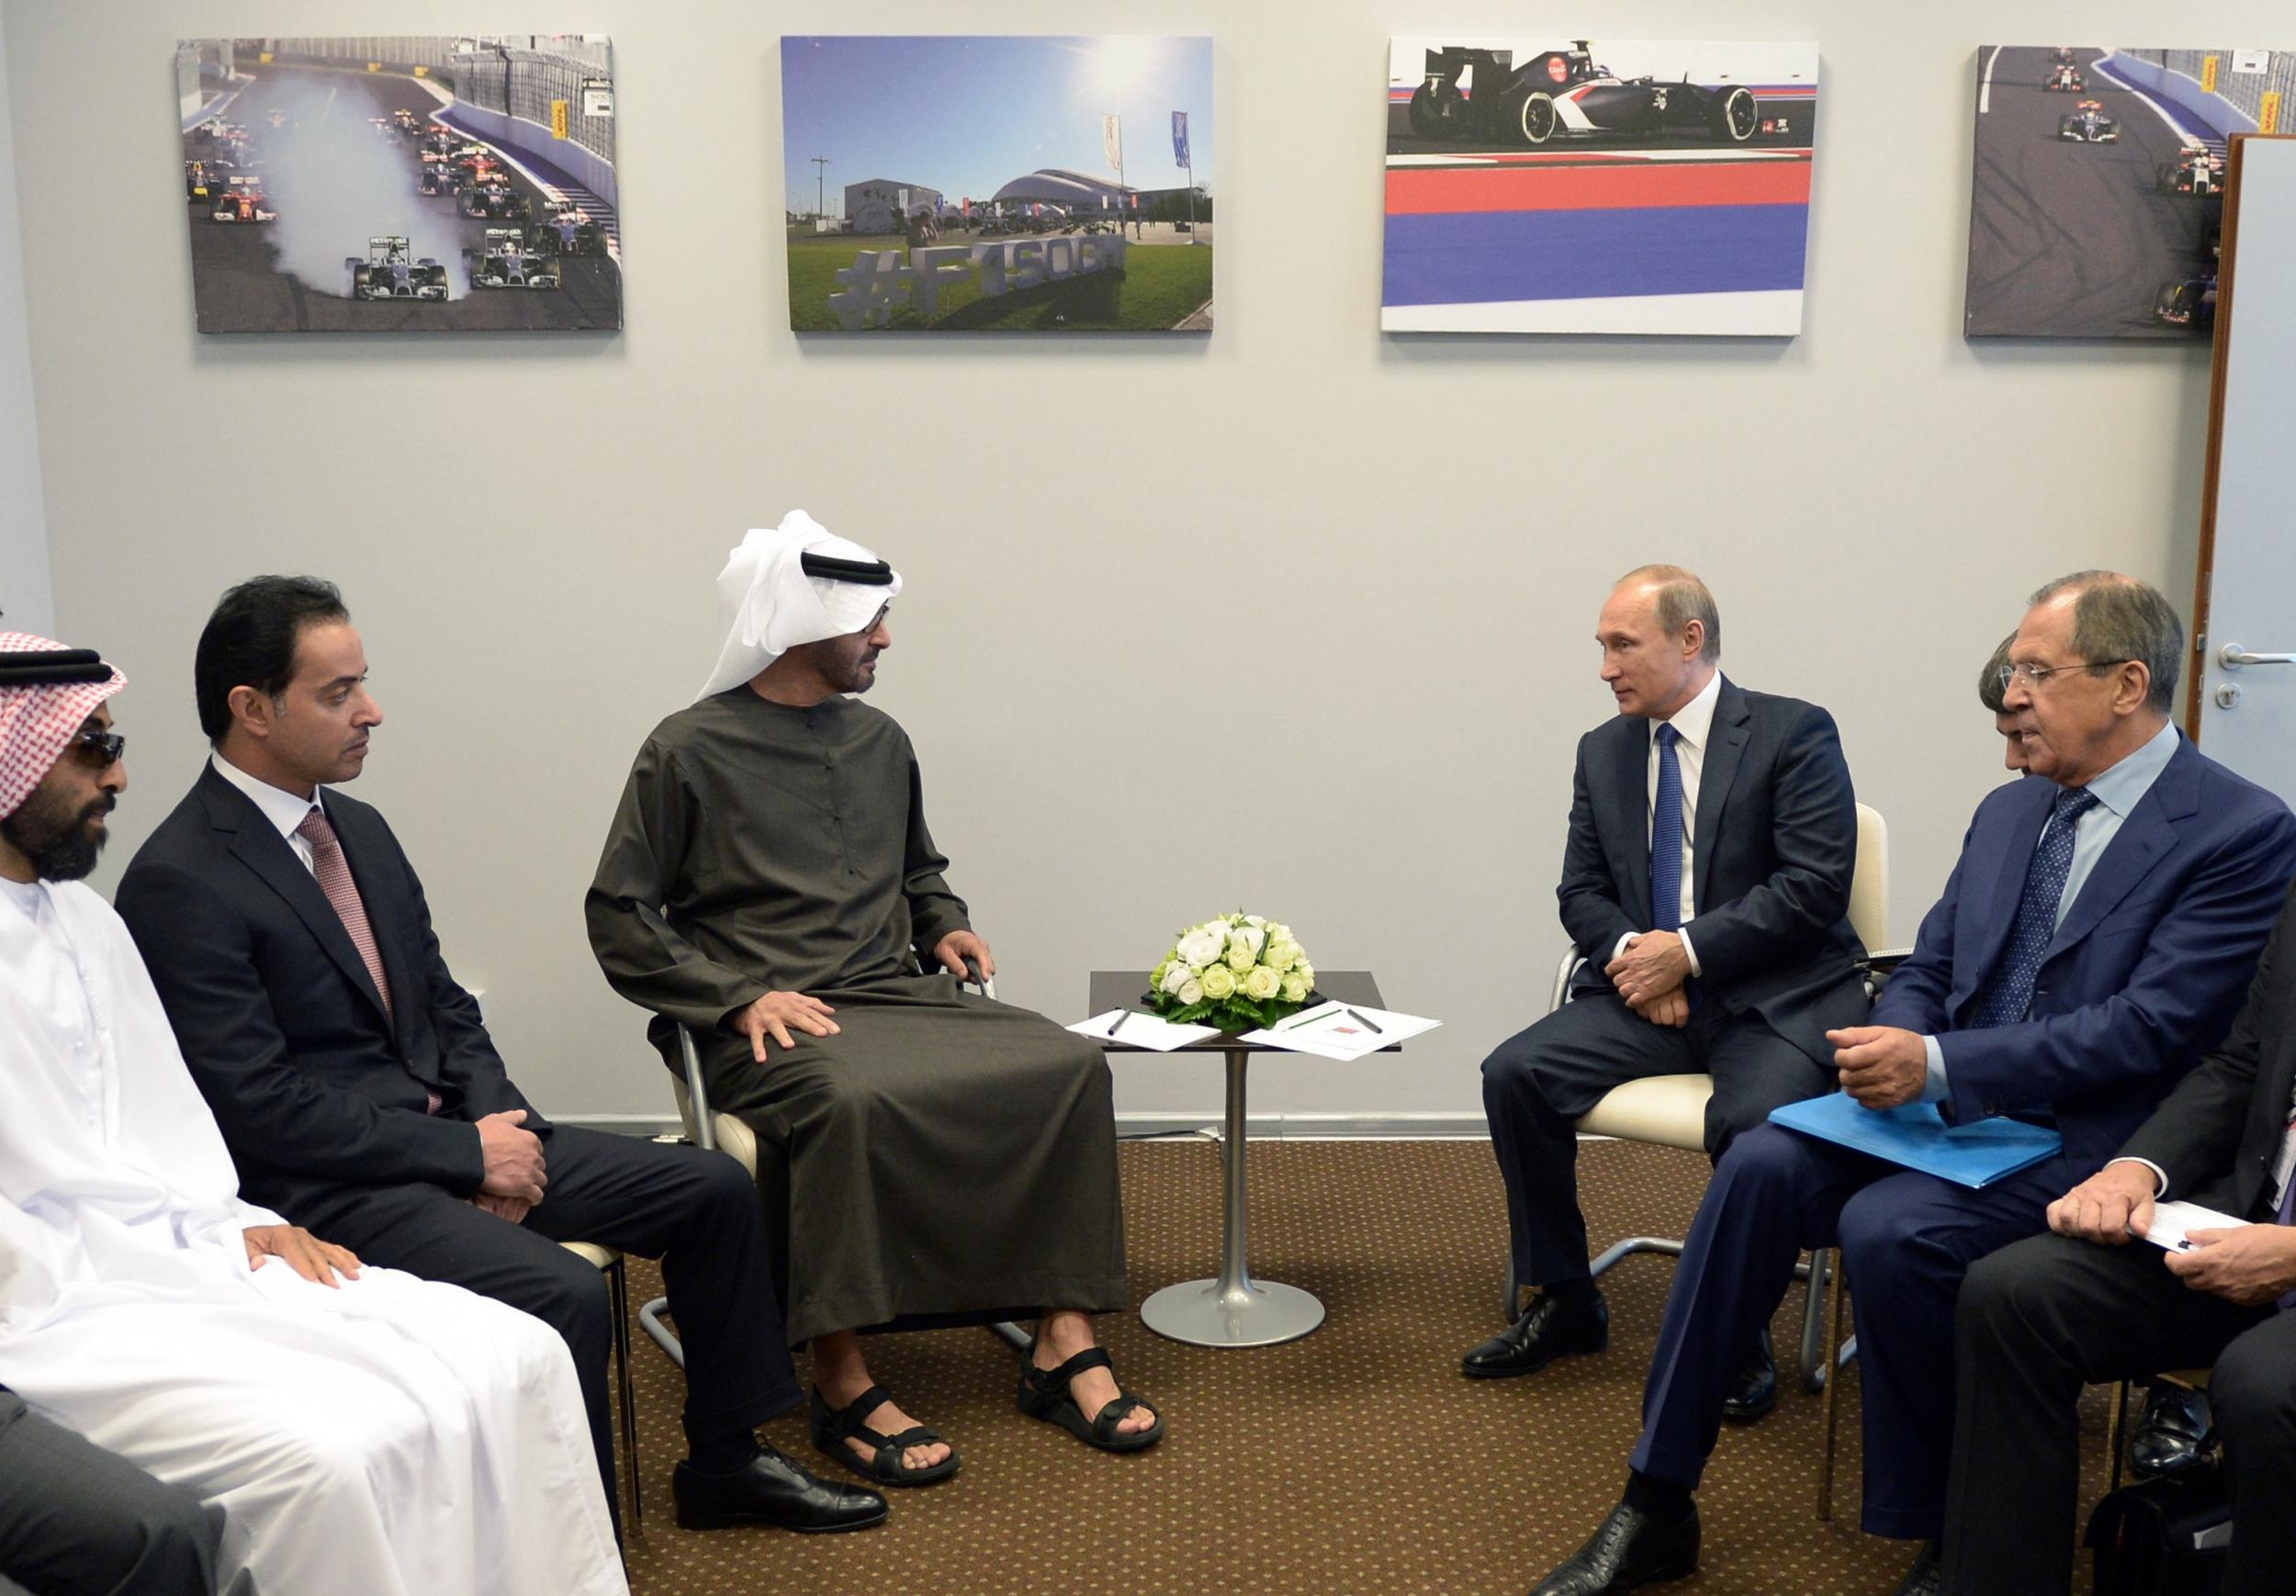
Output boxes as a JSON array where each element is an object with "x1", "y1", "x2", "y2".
[
  {"x1": 1650, "y1": 724, "x2": 1684, "y2": 933},
  {"x1": 1972, "y1": 786, "x2": 2101, "y2": 1029}
]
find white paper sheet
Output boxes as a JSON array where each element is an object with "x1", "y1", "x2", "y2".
[
  {"x1": 2137, "y1": 1199, "x2": 2247, "y2": 1252},
  {"x1": 1067, "y1": 1008, "x2": 1221, "y2": 1051},
  {"x1": 1240, "y1": 1001, "x2": 1441, "y2": 1062}
]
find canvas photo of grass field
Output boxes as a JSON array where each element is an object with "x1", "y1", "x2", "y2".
[{"x1": 782, "y1": 36, "x2": 1212, "y2": 333}]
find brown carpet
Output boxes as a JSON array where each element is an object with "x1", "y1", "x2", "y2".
[{"x1": 615, "y1": 1138, "x2": 2118, "y2": 1596}]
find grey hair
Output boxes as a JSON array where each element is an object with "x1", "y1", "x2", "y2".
[
  {"x1": 2027, "y1": 570, "x2": 2182, "y2": 714},
  {"x1": 1616, "y1": 564, "x2": 1720, "y2": 663},
  {"x1": 1980, "y1": 632, "x2": 2015, "y2": 714}
]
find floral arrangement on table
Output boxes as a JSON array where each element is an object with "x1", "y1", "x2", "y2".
[{"x1": 1148, "y1": 913, "x2": 1317, "y2": 1032}]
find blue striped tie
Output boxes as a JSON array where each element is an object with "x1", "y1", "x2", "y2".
[
  {"x1": 1971, "y1": 786, "x2": 2100, "y2": 1029},
  {"x1": 1650, "y1": 724, "x2": 1684, "y2": 933}
]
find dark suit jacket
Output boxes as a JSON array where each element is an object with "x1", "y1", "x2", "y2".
[
  {"x1": 1559, "y1": 675, "x2": 1868, "y2": 1060},
  {"x1": 114, "y1": 763, "x2": 544, "y2": 1212},
  {"x1": 2120, "y1": 880, "x2": 2296, "y2": 1216},
  {"x1": 1871, "y1": 734, "x2": 2296, "y2": 1174}
]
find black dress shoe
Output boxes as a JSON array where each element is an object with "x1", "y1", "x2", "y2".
[
  {"x1": 672, "y1": 1444, "x2": 890, "y2": 1534},
  {"x1": 2129, "y1": 1382, "x2": 2218, "y2": 1479},
  {"x1": 1529, "y1": 1498, "x2": 1699, "y2": 1595},
  {"x1": 1721, "y1": 1324, "x2": 1777, "y2": 1424},
  {"x1": 1890, "y1": 1540, "x2": 1941, "y2": 1596},
  {"x1": 1462, "y1": 1288, "x2": 1608, "y2": 1378}
]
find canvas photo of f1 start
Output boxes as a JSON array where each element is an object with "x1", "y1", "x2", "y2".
[
  {"x1": 1382, "y1": 38, "x2": 1818, "y2": 337},
  {"x1": 175, "y1": 36, "x2": 621, "y2": 332}
]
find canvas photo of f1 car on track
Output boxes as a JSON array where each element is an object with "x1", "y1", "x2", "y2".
[
  {"x1": 175, "y1": 35, "x2": 622, "y2": 332},
  {"x1": 1964, "y1": 45, "x2": 2289, "y2": 338},
  {"x1": 1383, "y1": 38, "x2": 1818, "y2": 335}
]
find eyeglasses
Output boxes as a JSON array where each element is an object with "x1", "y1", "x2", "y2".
[
  {"x1": 1996, "y1": 658, "x2": 2134, "y2": 690},
  {"x1": 71, "y1": 729, "x2": 126, "y2": 767}
]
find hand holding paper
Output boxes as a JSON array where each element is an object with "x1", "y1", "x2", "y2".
[{"x1": 2163, "y1": 1219, "x2": 2296, "y2": 1307}]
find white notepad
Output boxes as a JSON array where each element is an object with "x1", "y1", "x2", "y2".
[
  {"x1": 1240, "y1": 1001, "x2": 1441, "y2": 1062},
  {"x1": 1067, "y1": 1009, "x2": 1221, "y2": 1051},
  {"x1": 2137, "y1": 1199, "x2": 2246, "y2": 1252}
]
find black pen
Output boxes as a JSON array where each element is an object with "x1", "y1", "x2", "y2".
[
  {"x1": 1108, "y1": 1009, "x2": 1131, "y2": 1038},
  {"x1": 1344, "y1": 1007, "x2": 1383, "y2": 1035}
]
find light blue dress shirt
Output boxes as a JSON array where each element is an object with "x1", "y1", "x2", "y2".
[{"x1": 1919, "y1": 720, "x2": 2181, "y2": 1102}]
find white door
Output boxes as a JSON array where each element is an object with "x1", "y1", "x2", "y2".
[{"x1": 2194, "y1": 136, "x2": 2296, "y2": 805}]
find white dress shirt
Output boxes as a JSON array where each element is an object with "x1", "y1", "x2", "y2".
[
  {"x1": 1616, "y1": 669, "x2": 1722, "y2": 978},
  {"x1": 209, "y1": 753, "x2": 328, "y2": 875}
]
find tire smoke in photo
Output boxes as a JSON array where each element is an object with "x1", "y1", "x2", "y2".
[{"x1": 253, "y1": 78, "x2": 469, "y2": 298}]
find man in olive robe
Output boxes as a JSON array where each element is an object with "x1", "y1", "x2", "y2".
[{"x1": 587, "y1": 511, "x2": 1159, "y2": 1484}]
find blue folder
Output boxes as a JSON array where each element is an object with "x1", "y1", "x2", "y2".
[{"x1": 1768, "y1": 1093, "x2": 2063, "y2": 1190}]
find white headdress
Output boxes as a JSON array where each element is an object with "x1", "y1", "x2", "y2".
[{"x1": 695, "y1": 510, "x2": 902, "y2": 701}]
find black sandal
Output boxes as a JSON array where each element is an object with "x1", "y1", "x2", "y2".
[
  {"x1": 1017, "y1": 1346, "x2": 1165, "y2": 1453},
  {"x1": 809, "y1": 1385, "x2": 961, "y2": 1486}
]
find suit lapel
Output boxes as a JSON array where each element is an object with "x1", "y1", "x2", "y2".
[
  {"x1": 2043, "y1": 741, "x2": 2197, "y2": 961},
  {"x1": 1610, "y1": 717, "x2": 1653, "y2": 925},
  {"x1": 203, "y1": 770, "x2": 395, "y2": 1032},
  {"x1": 1690, "y1": 679, "x2": 1750, "y2": 913}
]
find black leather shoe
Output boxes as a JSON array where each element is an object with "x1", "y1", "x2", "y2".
[
  {"x1": 1529, "y1": 1498, "x2": 1699, "y2": 1595},
  {"x1": 1721, "y1": 1325, "x2": 1777, "y2": 1424},
  {"x1": 1890, "y1": 1540, "x2": 1941, "y2": 1596},
  {"x1": 2129, "y1": 1382, "x2": 2218, "y2": 1479},
  {"x1": 672, "y1": 1444, "x2": 890, "y2": 1534},
  {"x1": 1462, "y1": 1288, "x2": 1608, "y2": 1378}
]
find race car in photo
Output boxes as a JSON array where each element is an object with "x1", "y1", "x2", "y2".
[
  {"x1": 461, "y1": 183, "x2": 531, "y2": 221},
  {"x1": 2044, "y1": 63, "x2": 2086, "y2": 92},
  {"x1": 209, "y1": 176, "x2": 275, "y2": 223},
  {"x1": 465, "y1": 228, "x2": 560, "y2": 289},
  {"x1": 2156, "y1": 147, "x2": 2225, "y2": 197},
  {"x1": 2051, "y1": 47, "x2": 2079, "y2": 66},
  {"x1": 262, "y1": 107, "x2": 289, "y2": 130},
  {"x1": 2154, "y1": 274, "x2": 2216, "y2": 329},
  {"x1": 391, "y1": 108, "x2": 425, "y2": 136},
  {"x1": 184, "y1": 160, "x2": 233, "y2": 203},
  {"x1": 538, "y1": 198, "x2": 606, "y2": 255},
  {"x1": 1405, "y1": 40, "x2": 1761, "y2": 147},
  {"x1": 345, "y1": 236, "x2": 448, "y2": 300},
  {"x1": 418, "y1": 157, "x2": 462, "y2": 197},
  {"x1": 2057, "y1": 101, "x2": 2120, "y2": 142}
]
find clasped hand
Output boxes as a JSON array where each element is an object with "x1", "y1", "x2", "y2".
[
  {"x1": 1607, "y1": 923, "x2": 1699, "y2": 1010},
  {"x1": 477, "y1": 1108, "x2": 546, "y2": 1207}
]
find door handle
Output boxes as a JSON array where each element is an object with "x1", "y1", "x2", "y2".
[{"x1": 2217, "y1": 644, "x2": 2296, "y2": 669}]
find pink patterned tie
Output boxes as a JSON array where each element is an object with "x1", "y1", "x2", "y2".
[
  {"x1": 296, "y1": 807, "x2": 394, "y2": 1021},
  {"x1": 295, "y1": 807, "x2": 437, "y2": 1115}
]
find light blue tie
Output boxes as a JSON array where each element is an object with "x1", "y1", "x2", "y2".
[
  {"x1": 1971, "y1": 786, "x2": 2100, "y2": 1029},
  {"x1": 1650, "y1": 724, "x2": 1684, "y2": 934}
]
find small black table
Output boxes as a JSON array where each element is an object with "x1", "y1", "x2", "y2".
[{"x1": 1088, "y1": 970, "x2": 1394, "y2": 1348}]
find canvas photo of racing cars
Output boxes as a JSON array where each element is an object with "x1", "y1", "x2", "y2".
[
  {"x1": 175, "y1": 36, "x2": 621, "y2": 332},
  {"x1": 1382, "y1": 38, "x2": 1819, "y2": 335},
  {"x1": 1965, "y1": 47, "x2": 2290, "y2": 338},
  {"x1": 782, "y1": 36, "x2": 1213, "y2": 332}
]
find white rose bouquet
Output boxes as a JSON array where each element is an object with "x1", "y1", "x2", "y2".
[{"x1": 1148, "y1": 913, "x2": 1317, "y2": 1032}]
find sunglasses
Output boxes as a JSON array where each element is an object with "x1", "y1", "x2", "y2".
[{"x1": 71, "y1": 729, "x2": 127, "y2": 768}]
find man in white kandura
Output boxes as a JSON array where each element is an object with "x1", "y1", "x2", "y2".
[{"x1": 0, "y1": 632, "x2": 625, "y2": 1596}]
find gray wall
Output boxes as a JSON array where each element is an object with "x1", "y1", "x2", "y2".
[
  {"x1": 5, "y1": 2, "x2": 2256, "y2": 1124},
  {"x1": 0, "y1": 8, "x2": 51, "y2": 636}
]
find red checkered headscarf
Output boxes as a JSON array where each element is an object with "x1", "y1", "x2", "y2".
[{"x1": 0, "y1": 632, "x2": 127, "y2": 820}]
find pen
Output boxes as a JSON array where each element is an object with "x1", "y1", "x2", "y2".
[
  {"x1": 1108, "y1": 1009, "x2": 1131, "y2": 1038},
  {"x1": 1344, "y1": 1007, "x2": 1384, "y2": 1035},
  {"x1": 1279, "y1": 1005, "x2": 1336, "y2": 1030}
]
